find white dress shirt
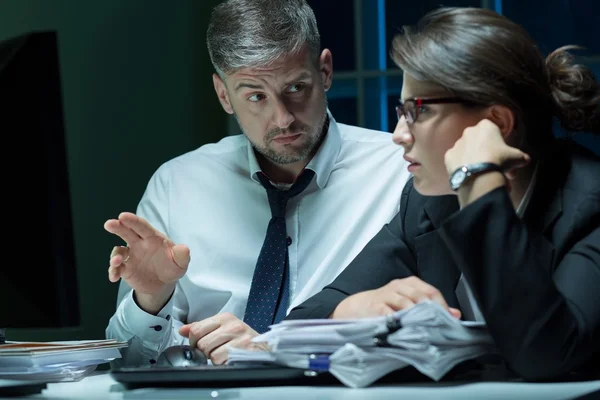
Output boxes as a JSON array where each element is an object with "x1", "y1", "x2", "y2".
[{"x1": 105, "y1": 111, "x2": 410, "y2": 367}]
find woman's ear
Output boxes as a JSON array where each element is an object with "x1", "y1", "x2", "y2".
[{"x1": 484, "y1": 104, "x2": 516, "y2": 140}]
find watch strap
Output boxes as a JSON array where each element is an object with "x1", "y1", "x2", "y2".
[{"x1": 450, "y1": 162, "x2": 503, "y2": 191}]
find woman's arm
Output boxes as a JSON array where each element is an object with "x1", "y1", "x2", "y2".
[{"x1": 439, "y1": 187, "x2": 600, "y2": 381}]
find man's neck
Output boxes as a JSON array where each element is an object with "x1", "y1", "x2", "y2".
[{"x1": 259, "y1": 157, "x2": 311, "y2": 184}]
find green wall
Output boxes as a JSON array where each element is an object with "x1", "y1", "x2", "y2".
[{"x1": 0, "y1": 0, "x2": 227, "y2": 343}]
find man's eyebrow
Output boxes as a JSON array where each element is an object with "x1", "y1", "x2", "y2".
[
  {"x1": 234, "y1": 82, "x2": 263, "y2": 92},
  {"x1": 284, "y1": 71, "x2": 312, "y2": 86},
  {"x1": 233, "y1": 71, "x2": 312, "y2": 92}
]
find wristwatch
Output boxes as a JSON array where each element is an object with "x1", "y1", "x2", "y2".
[{"x1": 449, "y1": 162, "x2": 503, "y2": 191}]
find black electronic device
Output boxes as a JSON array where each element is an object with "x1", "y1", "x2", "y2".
[{"x1": 0, "y1": 29, "x2": 79, "y2": 397}]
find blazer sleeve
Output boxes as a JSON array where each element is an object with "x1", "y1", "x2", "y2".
[
  {"x1": 438, "y1": 186, "x2": 600, "y2": 381},
  {"x1": 285, "y1": 180, "x2": 420, "y2": 320}
]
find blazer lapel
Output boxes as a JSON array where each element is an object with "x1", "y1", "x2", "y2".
[
  {"x1": 413, "y1": 195, "x2": 462, "y2": 309},
  {"x1": 524, "y1": 145, "x2": 564, "y2": 234},
  {"x1": 541, "y1": 188, "x2": 562, "y2": 233}
]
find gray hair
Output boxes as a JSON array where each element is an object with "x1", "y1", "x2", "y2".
[{"x1": 206, "y1": 0, "x2": 321, "y2": 77}]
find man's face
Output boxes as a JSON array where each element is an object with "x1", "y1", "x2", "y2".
[{"x1": 213, "y1": 46, "x2": 332, "y2": 165}]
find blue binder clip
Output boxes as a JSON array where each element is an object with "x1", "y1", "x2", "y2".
[{"x1": 308, "y1": 354, "x2": 330, "y2": 372}]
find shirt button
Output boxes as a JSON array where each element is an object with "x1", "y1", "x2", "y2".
[
  {"x1": 287, "y1": 237, "x2": 292, "y2": 246},
  {"x1": 152, "y1": 325, "x2": 163, "y2": 332},
  {"x1": 166, "y1": 315, "x2": 171, "y2": 321}
]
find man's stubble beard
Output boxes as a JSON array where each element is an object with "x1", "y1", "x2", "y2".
[{"x1": 236, "y1": 105, "x2": 328, "y2": 165}]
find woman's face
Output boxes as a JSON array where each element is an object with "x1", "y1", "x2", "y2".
[{"x1": 393, "y1": 73, "x2": 488, "y2": 196}]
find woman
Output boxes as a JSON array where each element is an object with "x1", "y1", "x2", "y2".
[{"x1": 286, "y1": 7, "x2": 600, "y2": 381}]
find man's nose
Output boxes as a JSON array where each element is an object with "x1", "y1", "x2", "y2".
[{"x1": 272, "y1": 98, "x2": 294, "y2": 129}]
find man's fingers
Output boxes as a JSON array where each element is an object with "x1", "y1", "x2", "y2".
[
  {"x1": 171, "y1": 244, "x2": 191, "y2": 269},
  {"x1": 197, "y1": 329, "x2": 237, "y2": 360},
  {"x1": 209, "y1": 341, "x2": 236, "y2": 366},
  {"x1": 109, "y1": 246, "x2": 129, "y2": 267},
  {"x1": 209, "y1": 335, "x2": 259, "y2": 365},
  {"x1": 181, "y1": 319, "x2": 221, "y2": 349},
  {"x1": 179, "y1": 324, "x2": 192, "y2": 337},
  {"x1": 107, "y1": 246, "x2": 130, "y2": 282},
  {"x1": 104, "y1": 219, "x2": 142, "y2": 245},
  {"x1": 193, "y1": 314, "x2": 247, "y2": 356},
  {"x1": 118, "y1": 212, "x2": 160, "y2": 239},
  {"x1": 108, "y1": 265, "x2": 122, "y2": 282},
  {"x1": 110, "y1": 245, "x2": 127, "y2": 258},
  {"x1": 208, "y1": 345, "x2": 229, "y2": 365}
]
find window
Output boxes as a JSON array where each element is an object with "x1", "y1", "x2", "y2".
[
  {"x1": 311, "y1": 0, "x2": 484, "y2": 133},
  {"x1": 227, "y1": 0, "x2": 600, "y2": 155}
]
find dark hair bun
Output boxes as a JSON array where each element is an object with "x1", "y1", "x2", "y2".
[{"x1": 546, "y1": 45, "x2": 600, "y2": 133}]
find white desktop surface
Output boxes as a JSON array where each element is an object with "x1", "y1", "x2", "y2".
[{"x1": 22, "y1": 371, "x2": 600, "y2": 400}]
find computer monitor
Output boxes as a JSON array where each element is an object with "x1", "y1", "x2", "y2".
[{"x1": 0, "y1": 30, "x2": 80, "y2": 343}]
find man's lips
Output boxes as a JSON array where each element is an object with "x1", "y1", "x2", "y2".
[{"x1": 272, "y1": 133, "x2": 302, "y2": 144}]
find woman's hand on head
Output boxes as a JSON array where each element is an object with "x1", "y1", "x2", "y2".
[{"x1": 444, "y1": 118, "x2": 531, "y2": 180}]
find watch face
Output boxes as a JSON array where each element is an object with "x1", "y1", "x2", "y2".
[{"x1": 451, "y1": 170, "x2": 466, "y2": 188}]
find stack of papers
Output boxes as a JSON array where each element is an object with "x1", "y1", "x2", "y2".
[
  {"x1": 0, "y1": 339, "x2": 128, "y2": 382},
  {"x1": 228, "y1": 301, "x2": 498, "y2": 387}
]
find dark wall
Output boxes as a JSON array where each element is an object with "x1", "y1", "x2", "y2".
[{"x1": 0, "y1": 0, "x2": 227, "y2": 342}]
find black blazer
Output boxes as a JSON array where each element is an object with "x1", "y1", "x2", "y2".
[{"x1": 286, "y1": 138, "x2": 600, "y2": 381}]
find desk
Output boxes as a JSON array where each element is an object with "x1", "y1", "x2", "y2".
[{"x1": 24, "y1": 371, "x2": 600, "y2": 400}]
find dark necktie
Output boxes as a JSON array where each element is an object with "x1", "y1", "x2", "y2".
[{"x1": 243, "y1": 168, "x2": 316, "y2": 334}]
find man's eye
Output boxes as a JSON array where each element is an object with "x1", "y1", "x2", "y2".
[
  {"x1": 287, "y1": 83, "x2": 304, "y2": 93},
  {"x1": 417, "y1": 105, "x2": 428, "y2": 114},
  {"x1": 248, "y1": 94, "x2": 265, "y2": 102}
]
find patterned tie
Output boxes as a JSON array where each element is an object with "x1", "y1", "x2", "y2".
[{"x1": 243, "y1": 168, "x2": 316, "y2": 333}]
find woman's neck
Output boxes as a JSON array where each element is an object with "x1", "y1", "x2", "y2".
[{"x1": 509, "y1": 161, "x2": 538, "y2": 212}]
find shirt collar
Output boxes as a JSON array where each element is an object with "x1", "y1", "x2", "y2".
[
  {"x1": 248, "y1": 109, "x2": 341, "y2": 189},
  {"x1": 516, "y1": 161, "x2": 539, "y2": 218}
]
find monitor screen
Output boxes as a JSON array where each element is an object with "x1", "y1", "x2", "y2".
[{"x1": 0, "y1": 30, "x2": 80, "y2": 340}]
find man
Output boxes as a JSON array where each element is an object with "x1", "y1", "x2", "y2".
[{"x1": 104, "y1": 0, "x2": 409, "y2": 367}]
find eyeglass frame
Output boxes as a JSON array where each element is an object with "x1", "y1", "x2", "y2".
[{"x1": 396, "y1": 97, "x2": 474, "y2": 124}]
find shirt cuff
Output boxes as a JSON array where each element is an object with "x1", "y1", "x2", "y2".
[{"x1": 116, "y1": 289, "x2": 176, "y2": 342}]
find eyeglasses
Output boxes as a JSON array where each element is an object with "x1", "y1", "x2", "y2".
[{"x1": 396, "y1": 97, "x2": 470, "y2": 124}]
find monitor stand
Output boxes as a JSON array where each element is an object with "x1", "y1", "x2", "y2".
[{"x1": 0, "y1": 328, "x2": 5, "y2": 344}]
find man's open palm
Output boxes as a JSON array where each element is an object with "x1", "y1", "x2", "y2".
[{"x1": 104, "y1": 212, "x2": 190, "y2": 296}]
